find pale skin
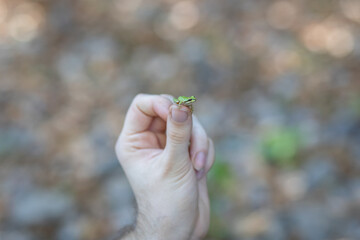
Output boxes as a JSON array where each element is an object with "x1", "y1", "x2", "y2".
[{"x1": 115, "y1": 94, "x2": 215, "y2": 240}]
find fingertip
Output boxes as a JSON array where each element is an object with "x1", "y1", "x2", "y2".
[
  {"x1": 194, "y1": 151, "x2": 206, "y2": 171},
  {"x1": 171, "y1": 105, "x2": 189, "y2": 123}
]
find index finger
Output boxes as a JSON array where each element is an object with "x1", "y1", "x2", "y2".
[{"x1": 122, "y1": 94, "x2": 172, "y2": 135}]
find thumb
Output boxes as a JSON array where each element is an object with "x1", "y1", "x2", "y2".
[{"x1": 165, "y1": 105, "x2": 192, "y2": 159}]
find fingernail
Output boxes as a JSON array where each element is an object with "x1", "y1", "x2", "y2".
[
  {"x1": 197, "y1": 168, "x2": 205, "y2": 180},
  {"x1": 194, "y1": 151, "x2": 206, "y2": 171},
  {"x1": 171, "y1": 107, "x2": 188, "y2": 123}
]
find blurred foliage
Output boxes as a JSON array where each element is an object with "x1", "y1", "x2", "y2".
[
  {"x1": 208, "y1": 156, "x2": 236, "y2": 191},
  {"x1": 261, "y1": 127, "x2": 301, "y2": 168},
  {"x1": 208, "y1": 156, "x2": 236, "y2": 239},
  {"x1": 349, "y1": 96, "x2": 360, "y2": 116}
]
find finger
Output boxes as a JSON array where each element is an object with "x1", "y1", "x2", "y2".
[
  {"x1": 122, "y1": 94, "x2": 172, "y2": 135},
  {"x1": 205, "y1": 138, "x2": 215, "y2": 174},
  {"x1": 155, "y1": 132, "x2": 166, "y2": 149},
  {"x1": 190, "y1": 115, "x2": 209, "y2": 172},
  {"x1": 148, "y1": 117, "x2": 166, "y2": 133},
  {"x1": 160, "y1": 94, "x2": 175, "y2": 102},
  {"x1": 164, "y1": 105, "x2": 192, "y2": 158},
  {"x1": 192, "y1": 176, "x2": 210, "y2": 239},
  {"x1": 196, "y1": 138, "x2": 215, "y2": 180}
]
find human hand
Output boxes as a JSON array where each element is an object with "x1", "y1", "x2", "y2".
[{"x1": 115, "y1": 94, "x2": 215, "y2": 240}]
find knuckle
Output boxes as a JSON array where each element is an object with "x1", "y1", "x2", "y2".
[
  {"x1": 160, "y1": 94, "x2": 174, "y2": 100},
  {"x1": 135, "y1": 93, "x2": 146, "y2": 99},
  {"x1": 133, "y1": 93, "x2": 147, "y2": 103},
  {"x1": 200, "y1": 136, "x2": 210, "y2": 150}
]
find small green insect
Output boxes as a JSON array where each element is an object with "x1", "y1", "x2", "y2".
[{"x1": 173, "y1": 96, "x2": 197, "y2": 112}]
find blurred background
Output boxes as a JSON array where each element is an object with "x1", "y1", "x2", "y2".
[{"x1": 1, "y1": 0, "x2": 360, "y2": 239}]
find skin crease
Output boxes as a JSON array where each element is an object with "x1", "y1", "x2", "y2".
[{"x1": 115, "y1": 94, "x2": 215, "y2": 240}]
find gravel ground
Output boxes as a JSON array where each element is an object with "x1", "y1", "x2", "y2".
[{"x1": 1, "y1": 0, "x2": 360, "y2": 239}]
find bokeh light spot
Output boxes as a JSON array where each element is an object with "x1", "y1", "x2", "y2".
[
  {"x1": 267, "y1": 1, "x2": 297, "y2": 30},
  {"x1": 8, "y1": 2, "x2": 44, "y2": 43},
  {"x1": 326, "y1": 28, "x2": 354, "y2": 58},
  {"x1": 114, "y1": 0, "x2": 142, "y2": 14},
  {"x1": 340, "y1": 0, "x2": 360, "y2": 23},
  {"x1": 9, "y1": 14, "x2": 38, "y2": 42},
  {"x1": 301, "y1": 18, "x2": 354, "y2": 58},
  {"x1": 301, "y1": 23, "x2": 328, "y2": 53},
  {"x1": 169, "y1": 1, "x2": 199, "y2": 30}
]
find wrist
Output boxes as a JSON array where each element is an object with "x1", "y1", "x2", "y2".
[{"x1": 132, "y1": 209, "x2": 193, "y2": 240}]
